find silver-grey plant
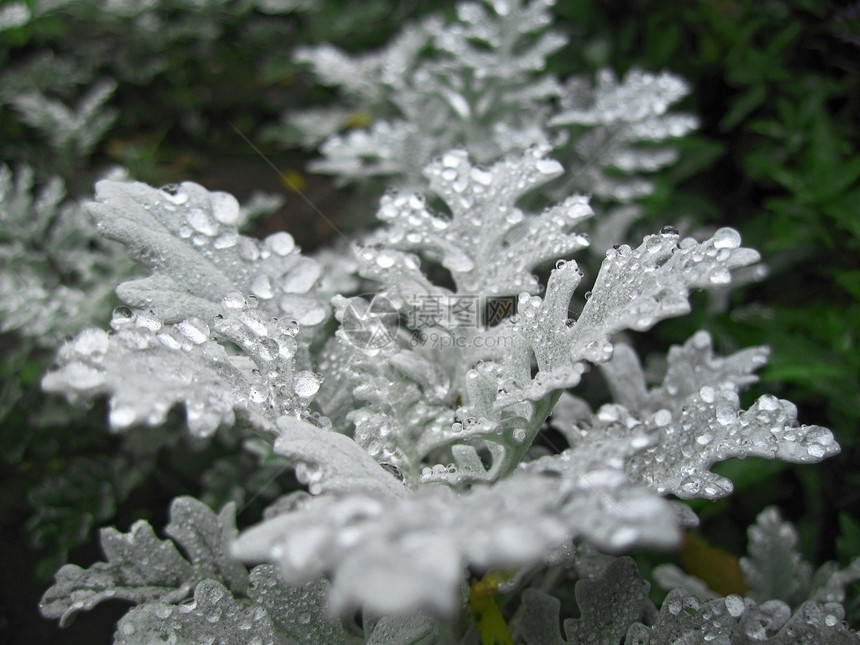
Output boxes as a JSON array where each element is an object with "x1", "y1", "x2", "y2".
[
  {"x1": 38, "y1": 143, "x2": 855, "y2": 642},
  {"x1": 32, "y1": 0, "x2": 859, "y2": 643}
]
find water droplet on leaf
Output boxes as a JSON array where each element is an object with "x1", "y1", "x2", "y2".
[
  {"x1": 178, "y1": 318, "x2": 209, "y2": 344},
  {"x1": 712, "y1": 227, "x2": 741, "y2": 250},
  {"x1": 223, "y1": 291, "x2": 247, "y2": 309},
  {"x1": 294, "y1": 371, "x2": 321, "y2": 398},
  {"x1": 267, "y1": 232, "x2": 295, "y2": 256},
  {"x1": 210, "y1": 191, "x2": 240, "y2": 225}
]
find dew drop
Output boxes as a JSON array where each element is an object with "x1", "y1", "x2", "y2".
[
  {"x1": 442, "y1": 152, "x2": 461, "y2": 168},
  {"x1": 294, "y1": 371, "x2": 321, "y2": 398},
  {"x1": 223, "y1": 291, "x2": 247, "y2": 310},
  {"x1": 159, "y1": 183, "x2": 188, "y2": 205},
  {"x1": 709, "y1": 267, "x2": 731, "y2": 285},
  {"x1": 725, "y1": 594, "x2": 745, "y2": 617},
  {"x1": 73, "y1": 328, "x2": 110, "y2": 357},
  {"x1": 696, "y1": 432, "x2": 713, "y2": 446},
  {"x1": 178, "y1": 317, "x2": 210, "y2": 344},
  {"x1": 250, "y1": 274, "x2": 274, "y2": 300},
  {"x1": 807, "y1": 443, "x2": 826, "y2": 458},
  {"x1": 155, "y1": 604, "x2": 173, "y2": 619},
  {"x1": 680, "y1": 476, "x2": 702, "y2": 495},
  {"x1": 653, "y1": 409, "x2": 672, "y2": 427},
  {"x1": 277, "y1": 318, "x2": 299, "y2": 337},
  {"x1": 758, "y1": 394, "x2": 780, "y2": 411},
  {"x1": 505, "y1": 209, "x2": 523, "y2": 224},
  {"x1": 376, "y1": 252, "x2": 396, "y2": 268},
  {"x1": 110, "y1": 405, "x2": 137, "y2": 428},
  {"x1": 715, "y1": 402, "x2": 735, "y2": 426},
  {"x1": 267, "y1": 232, "x2": 295, "y2": 256},
  {"x1": 380, "y1": 462, "x2": 405, "y2": 482},
  {"x1": 536, "y1": 158, "x2": 562, "y2": 175},
  {"x1": 213, "y1": 232, "x2": 238, "y2": 249},
  {"x1": 135, "y1": 312, "x2": 162, "y2": 332},
  {"x1": 258, "y1": 337, "x2": 280, "y2": 361},
  {"x1": 210, "y1": 191, "x2": 240, "y2": 226},
  {"x1": 645, "y1": 235, "x2": 663, "y2": 253},
  {"x1": 239, "y1": 311, "x2": 268, "y2": 336},
  {"x1": 470, "y1": 166, "x2": 493, "y2": 185},
  {"x1": 187, "y1": 208, "x2": 219, "y2": 236},
  {"x1": 660, "y1": 225, "x2": 679, "y2": 235},
  {"x1": 238, "y1": 238, "x2": 260, "y2": 261},
  {"x1": 111, "y1": 306, "x2": 134, "y2": 326},
  {"x1": 712, "y1": 227, "x2": 741, "y2": 250}
]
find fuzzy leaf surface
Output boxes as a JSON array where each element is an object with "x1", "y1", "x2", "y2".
[
  {"x1": 366, "y1": 147, "x2": 592, "y2": 298},
  {"x1": 248, "y1": 565, "x2": 349, "y2": 644},
  {"x1": 518, "y1": 558, "x2": 649, "y2": 645},
  {"x1": 42, "y1": 300, "x2": 320, "y2": 435},
  {"x1": 88, "y1": 179, "x2": 326, "y2": 325},
  {"x1": 114, "y1": 579, "x2": 278, "y2": 645},
  {"x1": 234, "y1": 429, "x2": 679, "y2": 616},
  {"x1": 40, "y1": 496, "x2": 244, "y2": 627}
]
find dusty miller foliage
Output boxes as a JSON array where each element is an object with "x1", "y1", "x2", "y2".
[
  {"x1": 272, "y1": 0, "x2": 696, "y2": 249},
  {"x1": 30, "y1": 0, "x2": 858, "y2": 643}
]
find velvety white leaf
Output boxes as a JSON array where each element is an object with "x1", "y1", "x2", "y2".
[
  {"x1": 43, "y1": 313, "x2": 259, "y2": 436},
  {"x1": 600, "y1": 331, "x2": 769, "y2": 417},
  {"x1": 518, "y1": 558, "x2": 650, "y2": 645},
  {"x1": 88, "y1": 179, "x2": 326, "y2": 325},
  {"x1": 629, "y1": 589, "x2": 857, "y2": 644},
  {"x1": 366, "y1": 147, "x2": 592, "y2": 299},
  {"x1": 234, "y1": 432, "x2": 680, "y2": 616},
  {"x1": 41, "y1": 496, "x2": 249, "y2": 629},
  {"x1": 114, "y1": 580, "x2": 278, "y2": 645},
  {"x1": 298, "y1": 0, "x2": 566, "y2": 189},
  {"x1": 42, "y1": 300, "x2": 320, "y2": 435},
  {"x1": 0, "y1": 165, "x2": 130, "y2": 345},
  {"x1": 551, "y1": 69, "x2": 697, "y2": 206},
  {"x1": 39, "y1": 521, "x2": 194, "y2": 627},
  {"x1": 274, "y1": 415, "x2": 409, "y2": 498},
  {"x1": 248, "y1": 565, "x2": 349, "y2": 644},
  {"x1": 627, "y1": 389, "x2": 839, "y2": 499},
  {"x1": 366, "y1": 612, "x2": 439, "y2": 645},
  {"x1": 165, "y1": 497, "x2": 249, "y2": 596}
]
